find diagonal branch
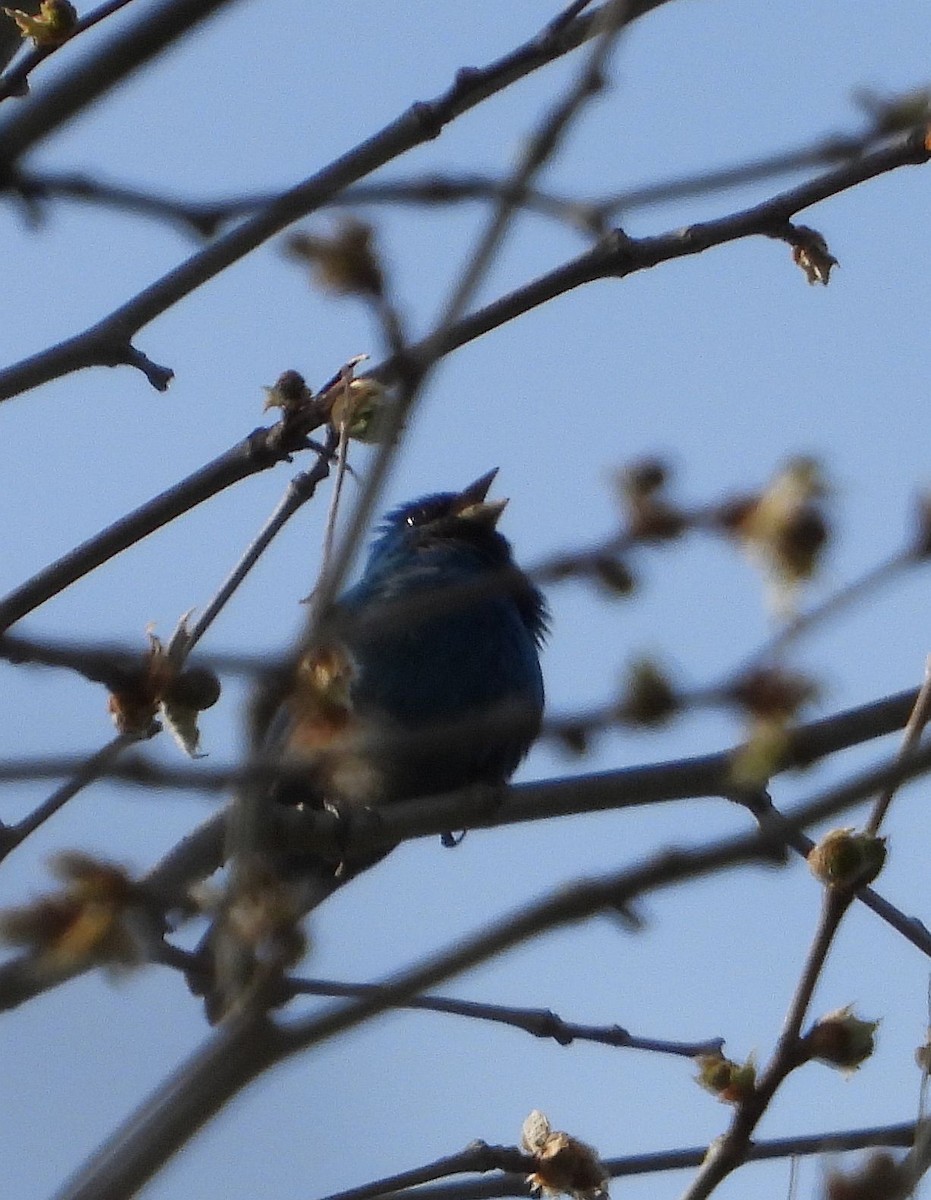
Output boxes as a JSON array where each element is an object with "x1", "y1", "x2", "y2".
[
  {"x1": 366, "y1": 128, "x2": 931, "y2": 393},
  {"x1": 0, "y1": 0, "x2": 672, "y2": 401}
]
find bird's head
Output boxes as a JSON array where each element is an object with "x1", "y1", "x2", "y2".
[
  {"x1": 357, "y1": 469, "x2": 547, "y2": 645},
  {"x1": 388, "y1": 467, "x2": 507, "y2": 540}
]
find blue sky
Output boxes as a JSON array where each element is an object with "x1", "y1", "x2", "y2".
[{"x1": 2, "y1": 2, "x2": 931, "y2": 1199}]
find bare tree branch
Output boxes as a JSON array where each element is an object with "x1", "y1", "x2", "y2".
[
  {"x1": 0, "y1": 0, "x2": 672, "y2": 402},
  {"x1": 349, "y1": 1122, "x2": 918, "y2": 1200},
  {"x1": 366, "y1": 128, "x2": 931, "y2": 394}
]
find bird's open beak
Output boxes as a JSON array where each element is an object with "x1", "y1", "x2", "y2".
[{"x1": 454, "y1": 468, "x2": 508, "y2": 526}]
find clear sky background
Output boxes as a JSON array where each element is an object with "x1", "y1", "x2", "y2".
[{"x1": 2, "y1": 2, "x2": 931, "y2": 1199}]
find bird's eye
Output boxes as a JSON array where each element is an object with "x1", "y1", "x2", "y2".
[{"x1": 405, "y1": 503, "x2": 440, "y2": 527}]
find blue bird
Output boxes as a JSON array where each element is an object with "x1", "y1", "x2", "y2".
[
  {"x1": 269, "y1": 468, "x2": 547, "y2": 885},
  {"x1": 197, "y1": 471, "x2": 546, "y2": 1016}
]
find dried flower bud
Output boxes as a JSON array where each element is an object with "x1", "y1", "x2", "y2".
[
  {"x1": 616, "y1": 458, "x2": 687, "y2": 542},
  {"x1": 286, "y1": 219, "x2": 384, "y2": 297},
  {"x1": 802, "y1": 1006, "x2": 880, "y2": 1074},
  {"x1": 521, "y1": 1111, "x2": 608, "y2": 1200},
  {"x1": 168, "y1": 666, "x2": 221, "y2": 713},
  {"x1": 790, "y1": 226, "x2": 838, "y2": 285},
  {"x1": 619, "y1": 458, "x2": 669, "y2": 500},
  {"x1": 617, "y1": 658, "x2": 678, "y2": 726},
  {"x1": 556, "y1": 722, "x2": 590, "y2": 756},
  {"x1": 4, "y1": 0, "x2": 76, "y2": 45},
  {"x1": 0, "y1": 853, "x2": 147, "y2": 972},
  {"x1": 695, "y1": 1052, "x2": 756, "y2": 1104},
  {"x1": 807, "y1": 828, "x2": 887, "y2": 889},
  {"x1": 162, "y1": 667, "x2": 221, "y2": 758}
]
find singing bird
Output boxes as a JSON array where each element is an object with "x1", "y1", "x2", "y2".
[{"x1": 267, "y1": 468, "x2": 548, "y2": 888}]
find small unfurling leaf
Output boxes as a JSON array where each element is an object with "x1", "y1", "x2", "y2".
[
  {"x1": 325, "y1": 376, "x2": 388, "y2": 443},
  {"x1": 3, "y1": 0, "x2": 76, "y2": 45},
  {"x1": 728, "y1": 717, "x2": 791, "y2": 788},
  {"x1": 695, "y1": 1052, "x2": 757, "y2": 1104}
]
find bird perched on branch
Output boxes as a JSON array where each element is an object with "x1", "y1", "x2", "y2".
[
  {"x1": 267, "y1": 467, "x2": 548, "y2": 886},
  {"x1": 199, "y1": 470, "x2": 546, "y2": 1017}
]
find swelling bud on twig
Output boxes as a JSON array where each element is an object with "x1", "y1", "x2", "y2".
[
  {"x1": 521, "y1": 1111, "x2": 608, "y2": 1200},
  {"x1": 801, "y1": 1005, "x2": 880, "y2": 1074},
  {"x1": 3, "y1": 0, "x2": 76, "y2": 45},
  {"x1": 854, "y1": 86, "x2": 931, "y2": 136},
  {"x1": 807, "y1": 828, "x2": 887, "y2": 889},
  {"x1": 695, "y1": 1052, "x2": 757, "y2": 1104}
]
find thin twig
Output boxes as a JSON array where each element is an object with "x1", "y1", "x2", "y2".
[
  {"x1": 0, "y1": 732, "x2": 142, "y2": 864},
  {"x1": 677, "y1": 664, "x2": 931, "y2": 1200},
  {"x1": 359, "y1": 1122, "x2": 918, "y2": 1200},
  {"x1": 174, "y1": 957, "x2": 725, "y2": 1059},
  {"x1": 0, "y1": 401, "x2": 330, "y2": 633},
  {"x1": 168, "y1": 430, "x2": 337, "y2": 665},
  {"x1": 0, "y1": 0, "x2": 670, "y2": 401},
  {"x1": 867, "y1": 653, "x2": 931, "y2": 834},
  {"x1": 362, "y1": 129, "x2": 931, "y2": 397},
  {"x1": 49, "y1": 817, "x2": 793, "y2": 1200}
]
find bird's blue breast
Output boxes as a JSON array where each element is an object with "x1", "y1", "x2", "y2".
[{"x1": 335, "y1": 536, "x2": 544, "y2": 799}]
